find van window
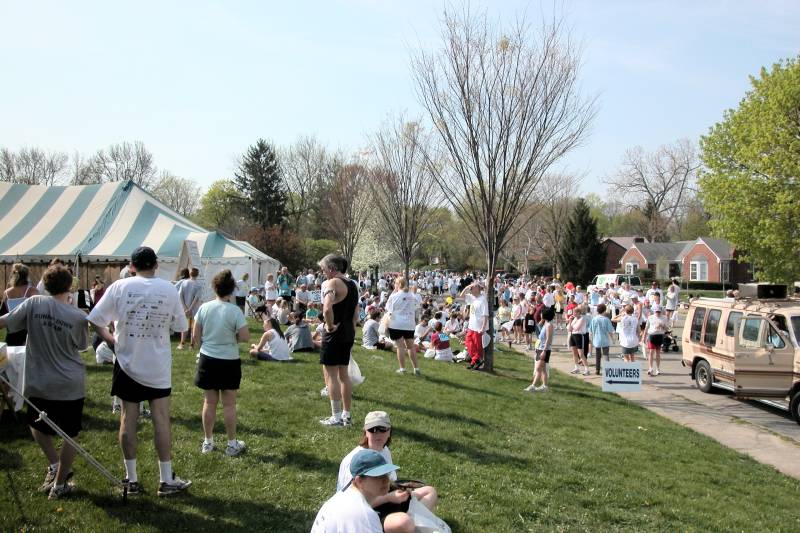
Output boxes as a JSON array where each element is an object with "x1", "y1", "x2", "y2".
[
  {"x1": 767, "y1": 326, "x2": 785, "y2": 349},
  {"x1": 629, "y1": 276, "x2": 642, "y2": 287},
  {"x1": 725, "y1": 311, "x2": 742, "y2": 337},
  {"x1": 704, "y1": 309, "x2": 722, "y2": 346},
  {"x1": 740, "y1": 316, "x2": 762, "y2": 348},
  {"x1": 690, "y1": 307, "x2": 706, "y2": 342}
]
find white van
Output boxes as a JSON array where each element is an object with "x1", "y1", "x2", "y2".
[{"x1": 588, "y1": 274, "x2": 643, "y2": 292}]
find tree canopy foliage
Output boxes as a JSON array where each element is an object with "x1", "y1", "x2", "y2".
[{"x1": 699, "y1": 56, "x2": 800, "y2": 284}]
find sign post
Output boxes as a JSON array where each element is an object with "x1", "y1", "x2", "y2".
[{"x1": 601, "y1": 361, "x2": 642, "y2": 393}]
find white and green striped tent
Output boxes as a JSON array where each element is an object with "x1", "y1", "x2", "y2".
[{"x1": 0, "y1": 180, "x2": 280, "y2": 283}]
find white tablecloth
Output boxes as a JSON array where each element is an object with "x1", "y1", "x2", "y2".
[{"x1": 1, "y1": 345, "x2": 26, "y2": 411}]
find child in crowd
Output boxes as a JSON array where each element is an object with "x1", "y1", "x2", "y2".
[
  {"x1": 362, "y1": 310, "x2": 393, "y2": 351},
  {"x1": 414, "y1": 315, "x2": 432, "y2": 352},
  {"x1": 305, "y1": 302, "x2": 320, "y2": 322}
]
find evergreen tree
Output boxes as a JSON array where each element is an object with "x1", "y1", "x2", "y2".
[
  {"x1": 234, "y1": 139, "x2": 287, "y2": 229},
  {"x1": 557, "y1": 199, "x2": 606, "y2": 285}
]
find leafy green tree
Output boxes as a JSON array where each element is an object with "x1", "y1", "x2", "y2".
[
  {"x1": 195, "y1": 179, "x2": 244, "y2": 233},
  {"x1": 234, "y1": 139, "x2": 287, "y2": 230},
  {"x1": 557, "y1": 199, "x2": 606, "y2": 285},
  {"x1": 699, "y1": 56, "x2": 800, "y2": 284}
]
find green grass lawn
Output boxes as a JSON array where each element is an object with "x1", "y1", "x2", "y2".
[{"x1": 2, "y1": 321, "x2": 800, "y2": 532}]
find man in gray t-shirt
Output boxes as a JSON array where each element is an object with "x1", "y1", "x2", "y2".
[
  {"x1": 0, "y1": 265, "x2": 89, "y2": 499},
  {"x1": 4, "y1": 296, "x2": 88, "y2": 401},
  {"x1": 177, "y1": 267, "x2": 203, "y2": 350}
]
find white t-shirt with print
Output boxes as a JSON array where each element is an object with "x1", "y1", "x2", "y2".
[
  {"x1": 87, "y1": 276, "x2": 188, "y2": 389},
  {"x1": 619, "y1": 314, "x2": 640, "y2": 349},
  {"x1": 466, "y1": 294, "x2": 488, "y2": 333},
  {"x1": 386, "y1": 291, "x2": 417, "y2": 331},
  {"x1": 310, "y1": 488, "x2": 383, "y2": 533}
]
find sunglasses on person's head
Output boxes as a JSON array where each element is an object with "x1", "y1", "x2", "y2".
[{"x1": 367, "y1": 426, "x2": 390, "y2": 434}]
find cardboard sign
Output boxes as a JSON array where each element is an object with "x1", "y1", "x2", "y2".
[{"x1": 602, "y1": 361, "x2": 642, "y2": 392}]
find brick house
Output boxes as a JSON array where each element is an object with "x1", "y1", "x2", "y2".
[
  {"x1": 601, "y1": 236, "x2": 647, "y2": 273},
  {"x1": 619, "y1": 237, "x2": 752, "y2": 283}
]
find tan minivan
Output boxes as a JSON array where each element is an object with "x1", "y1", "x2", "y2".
[{"x1": 681, "y1": 284, "x2": 800, "y2": 424}]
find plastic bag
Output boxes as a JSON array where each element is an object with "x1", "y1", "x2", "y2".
[
  {"x1": 348, "y1": 356, "x2": 365, "y2": 386},
  {"x1": 407, "y1": 496, "x2": 451, "y2": 533}
]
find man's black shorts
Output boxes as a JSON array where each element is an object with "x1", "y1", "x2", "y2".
[
  {"x1": 111, "y1": 361, "x2": 171, "y2": 402},
  {"x1": 319, "y1": 342, "x2": 352, "y2": 366},
  {"x1": 27, "y1": 397, "x2": 84, "y2": 438}
]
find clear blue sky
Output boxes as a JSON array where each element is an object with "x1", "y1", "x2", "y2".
[{"x1": 1, "y1": 0, "x2": 797, "y2": 194}]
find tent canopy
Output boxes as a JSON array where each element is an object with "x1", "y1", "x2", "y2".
[{"x1": 0, "y1": 181, "x2": 279, "y2": 279}]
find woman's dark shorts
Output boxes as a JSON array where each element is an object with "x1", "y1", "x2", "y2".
[
  {"x1": 535, "y1": 349, "x2": 551, "y2": 363},
  {"x1": 195, "y1": 354, "x2": 242, "y2": 390},
  {"x1": 388, "y1": 328, "x2": 414, "y2": 340}
]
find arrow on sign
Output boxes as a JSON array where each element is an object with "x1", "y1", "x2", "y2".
[{"x1": 605, "y1": 380, "x2": 638, "y2": 385}]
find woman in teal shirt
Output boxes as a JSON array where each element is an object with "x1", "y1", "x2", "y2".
[{"x1": 192, "y1": 270, "x2": 250, "y2": 457}]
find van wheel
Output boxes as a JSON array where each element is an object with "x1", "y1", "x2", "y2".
[
  {"x1": 790, "y1": 391, "x2": 800, "y2": 425},
  {"x1": 695, "y1": 360, "x2": 713, "y2": 393}
]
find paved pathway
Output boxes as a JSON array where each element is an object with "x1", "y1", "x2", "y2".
[{"x1": 512, "y1": 311, "x2": 800, "y2": 481}]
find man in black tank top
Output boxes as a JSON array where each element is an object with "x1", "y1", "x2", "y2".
[{"x1": 317, "y1": 254, "x2": 359, "y2": 427}]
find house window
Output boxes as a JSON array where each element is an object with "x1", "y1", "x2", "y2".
[
  {"x1": 625, "y1": 261, "x2": 639, "y2": 274},
  {"x1": 721, "y1": 261, "x2": 730, "y2": 283},
  {"x1": 690, "y1": 261, "x2": 708, "y2": 281}
]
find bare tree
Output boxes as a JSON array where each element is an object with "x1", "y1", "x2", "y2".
[
  {"x1": 369, "y1": 117, "x2": 443, "y2": 279},
  {"x1": 151, "y1": 171, "x2": 203, "y2": 217},
  {"x1": 85, "y1": 141, "x2": 158, "y2": 189},
  {"x1": 411, "y1": 8, "x2": 596, "y2": 370},
  {"x1": 604, "y1": 139, "x2": 700, "y2": 237},
  {"x1": 281, "y1": 136, "x2": 332, "y2": 231},
  {"x1": 0, "y1": 146, "x2": 68, "y2": 185},
  {"x1": 323, "y1": 163, "x2": 371, "y2": 267}
]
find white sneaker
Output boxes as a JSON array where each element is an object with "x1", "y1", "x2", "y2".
[
  {"x1": 653, "y1": 368, "x2": 660, "y2": 376},
  {"x1": 523, "y1": 384, "x2": 536, "y2": 392},
  {"x1": 582, "y1": 368, "x2": 590, "y2": 376},
  {"x1": 647, "y1": 368, "x2": 653, "y2": 376},
  {"x1": 535, "y1": 385, "x2": 549, "y2": 392},
  {"x1": 319, "y1": 415, "x2": 344, "y2": 427},
  {"x1": 396, "y1": 368, "x2": 406, "y2": 374},
  {"x1": 225, "y1": 440, "x2": 246, "y2": 457},
  {"x1": 201, "y1": 441, "x2": 215, "y2": 454},
  {"x1": 569, "y1": 367, "x2": 580, "y2": 374}
]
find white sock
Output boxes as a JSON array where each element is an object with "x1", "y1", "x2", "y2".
[
  {"x1": 49, "y1": 462, "x2": 59, "y2": 471},
  {"x1": 227, "y1": 439, "x2": 237, "y2": 447},
  {"x1": 204, "y1": 437, "x2": 214, "y2": 445},
  {"x1": 159, "y1": 460, "x2": 172, "y2": 483},
  {"x1": 124, "y1": 459, "x2": 137, "y2": 483},
  {"x1": 330, "y1": 400, "x2": 342, "y2": 420},
  {"x1": 342, "y1": 410, "x2": 351, "y2": 420}
]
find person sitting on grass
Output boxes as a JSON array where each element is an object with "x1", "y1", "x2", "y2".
[
  {"x1": 249, "y1": 317, "x2": 292, "y2": 361},
  {"x1": 0, "y1": 264, "x2": 89, "y2": 499},
  {"x1": 284, "y1": 312, "x2": 317, "y2": 353},
  {"x1": 428, "y1": 321, "x2": 454, "y2": 362},
  {"x1": 313, "y1": 449, "x2": 411, "y2": 533},
  {"x1": 191, "y1": 269, "x2": 250, "y2": 457},
  {"x1": 413, "y1": 315, "x2": 432, "y2": 353},
  {"x1": 362, "y1": 309, "x2": 393, "y2": 351},
  {"x1": 305, "y1": 301, "x2": 321, "y2": 322},
  {"x1": 334, "y1": 412, "x2": 438, "y2": 531}
]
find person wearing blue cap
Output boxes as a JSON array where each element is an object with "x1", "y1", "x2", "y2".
[{"x1": 311, "y1": 449, "x2": 414, "y2": 533}]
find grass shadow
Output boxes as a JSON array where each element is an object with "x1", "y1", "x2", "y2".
[
  {"x1": 252, "y1": 450, "x2": 339, "y2": 473},
  {"x1": 170, "y1": 415, "x2": 283, "y2": 439},
  {"x1": 376, "y1": 398, "x2": 489, "y2": 428},
  {"x1": 399, "y1": 427, "x2": 530, "y2": 470},
  {"x1": 88, "y1": 491, "x2": 316, "y2": 532},
  {"x1": 420, "y1": 374, "x2": 509, "y2": 399}
]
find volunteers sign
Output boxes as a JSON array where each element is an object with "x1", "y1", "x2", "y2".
[{"x1": 602, "y1": 361, "x2": 642, "y2": 392}]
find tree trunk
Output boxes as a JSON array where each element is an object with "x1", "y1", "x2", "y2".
[{"x1": 483, "y1": 256, "x2": 496, "y2": 372}]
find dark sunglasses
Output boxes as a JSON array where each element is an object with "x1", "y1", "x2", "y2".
[{"x1": 367, "y1": 426, "x2": 390, "y2": 434}]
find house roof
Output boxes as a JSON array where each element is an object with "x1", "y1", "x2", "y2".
[
  {"x1": 676, "y1": 237, "x2": 734, "y2": 261},
  {"x1": 603, "y1": 236, "x2": 647, "y2": 250},
  {"x1": 629, "y1": 241, "x2": 693, "y2": 263}
]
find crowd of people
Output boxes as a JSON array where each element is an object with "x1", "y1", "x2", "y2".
[{"x1": 0, "y1": 248, "x2": 684, "y2": 532}]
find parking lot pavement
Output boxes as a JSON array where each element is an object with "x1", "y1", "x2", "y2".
[{"x1": 512, "y1": 312, "x2": 800, "y2": 480}]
